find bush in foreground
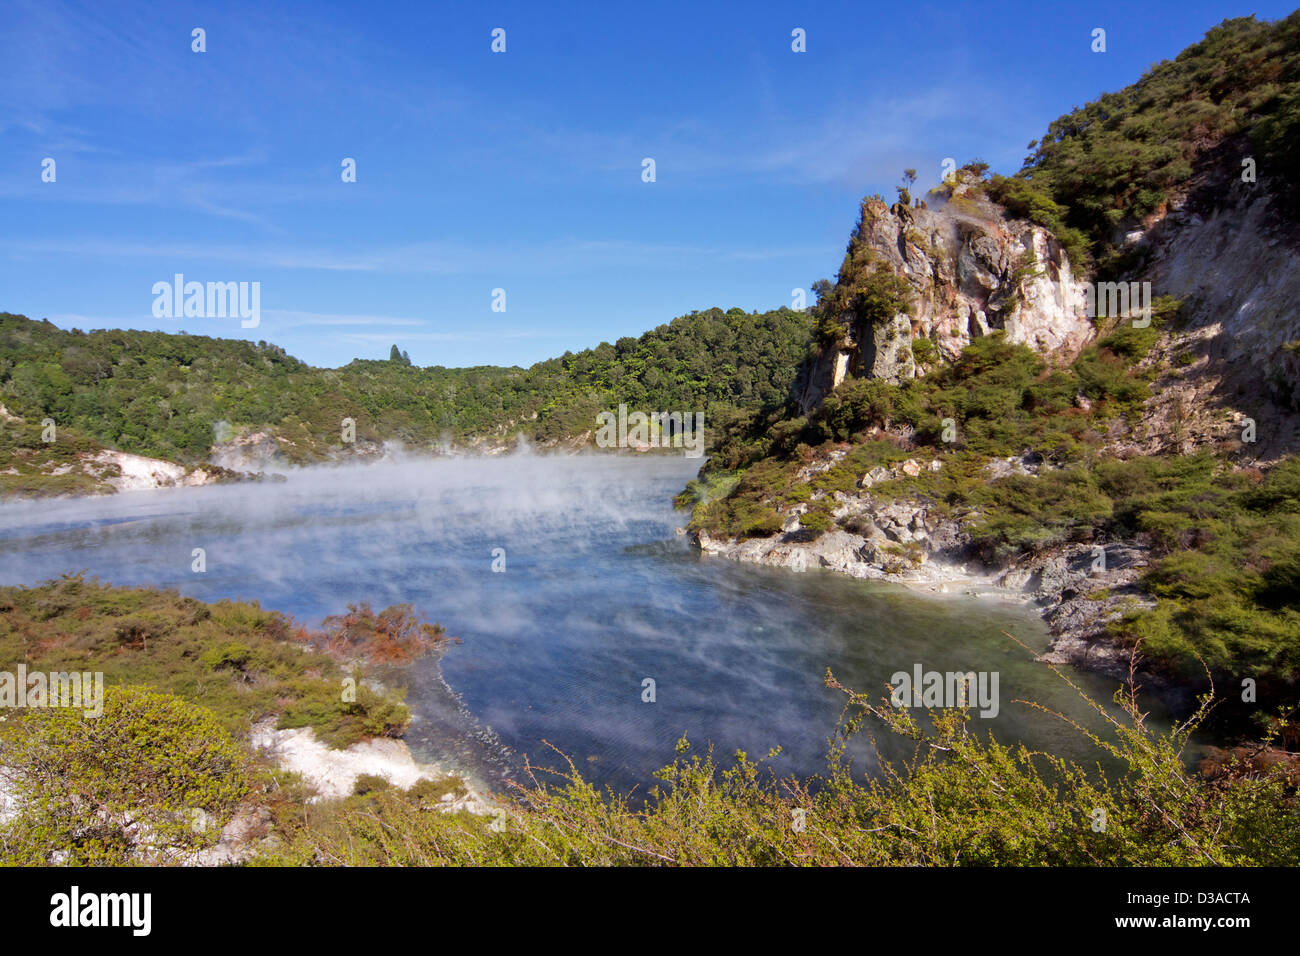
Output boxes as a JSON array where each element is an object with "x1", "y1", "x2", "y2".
[
  {"x1": 0, "y1": 686, "x2": 249, "y2": 865},
  {"x1": 258, "y1": 656, "x2": 1300, "y2": 866}
]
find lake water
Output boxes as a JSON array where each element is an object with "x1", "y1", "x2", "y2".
[{"x1": 0, "y1": 453, "x2": 1138, "y2": 795}]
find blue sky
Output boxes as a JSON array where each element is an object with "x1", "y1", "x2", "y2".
[{"x1": 2, "y1": 0, "x2": 1295, "y2": 369}]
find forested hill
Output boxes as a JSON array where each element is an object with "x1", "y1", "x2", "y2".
[
  {"x1": 986, "y1": 11, "x2": 1300, "y2": 269},
  {"x1": 0, "y1": 306, "x2": 813, "y2": 467}
]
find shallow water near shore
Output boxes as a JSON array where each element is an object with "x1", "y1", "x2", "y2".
[{"x1": 0, "y1": 454, "x2": 1157, "y2": 795}]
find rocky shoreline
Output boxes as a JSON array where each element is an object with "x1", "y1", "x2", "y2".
[{"x1": 690, "y1": 458, "x2": 1157, "y2": 683}]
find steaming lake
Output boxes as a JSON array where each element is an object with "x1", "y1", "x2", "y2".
[{"x1": 0, "y1": 454, "x2": 1135, "y2": 793}]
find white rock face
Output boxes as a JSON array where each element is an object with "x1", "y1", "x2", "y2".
[
  {"x1": 831, "y1": 351, "x2": 851, "y2": 390},
  {"x1": 1003, "y1": 226, "x2": 1094, "y2": 356},
  {"x1": 88, "y1": 450, "x2": 218, "y2": 492},
  {"x1": 249, "y1": 722, "x2": 492, "y2": 813},
  {"x1": 799, "y1": 176, "x2": 1095, "y2": 407}
]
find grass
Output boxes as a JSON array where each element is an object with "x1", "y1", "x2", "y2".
[{"x1": 0, "y1": 575, "x2": 438, "y2": 748}]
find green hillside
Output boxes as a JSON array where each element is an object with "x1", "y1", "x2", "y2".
[
  {"x1": 0, "y1": 306, "x2": 813, "y2": 465},
  {"x1": 989, "y1": 12, "x2": 1300, "y2": 267}
]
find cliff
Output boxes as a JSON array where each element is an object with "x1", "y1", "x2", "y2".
[
  {"x1": 1119, "y1": 143, "x2": 1300, "y2": 463},
  {"x1": 798, "y1": 171, "x2": 1094, "y2": 411}
]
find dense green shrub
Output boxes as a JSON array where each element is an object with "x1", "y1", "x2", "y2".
[
  {"x1": 0, "y1": 576, "x2": 419, "y2": 748},
  {"x1": 0, "y1": 686, "x2": 249, "y2": 865}
]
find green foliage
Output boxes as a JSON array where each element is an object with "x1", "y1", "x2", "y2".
[
  {"x1": 689, "y1": 459, "x2": 788, "y2": 538},
  {"x1": 0, "y1": 415, "x2": 118, "y2": 497},
  {"x1": 691, "y1": 330, "x2": 1157, "y2": 539},
  {"x1": 0, "y1": 576, "x2": 418, "y2": 748},
  {"x1": 1007, "y1": 13, "x2": 1300, "y2": 261},
  {"x1": 0, "y1": 307, "x2": 814, "y2": 469},
  {"x1": 256, "y1": 671, "x2": 1300, "y2": 866},
  {"x1": 278, "y1": 679, "x2": 411, "y2": 749},
  {"x1": 353, "y1": 773, "x2": 394, "y2": 796},
  {"x1": 967, "y1": 469, "x2": 1114, "y2": 561},
  {"x1": 798, "y1": 503, "x2": 834, "y2": 535},
  {"x1": 813, "y1": 226, "x2": 915, "y2": 346},
  {"x1": 673, "y1": 469, "x2": 740, "y2": 510},
  {"x1": 985, "y1": 175, "x2": 1091, "y2": 269},
  {"x1": 0, "y1": 686, "x2": 249, "y2": 865},
  {"x1": 404, "y1": 776, "x2": 466, "y2": 807},
  {"x1": 910, "y1": 335, "x2": 939, "y2": 367},
  {"x1": 1105, "y1": 457, "x2": 1300, "y2": 688}
]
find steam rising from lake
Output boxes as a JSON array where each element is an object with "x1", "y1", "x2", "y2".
[{"x1": 0, "y1": 454, "x2": 1129, "y2": 793}]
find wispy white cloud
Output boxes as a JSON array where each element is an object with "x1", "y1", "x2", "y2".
[
  {"x1": 265, "y1": 310, "x2": 429, "y2": 328},
  {"x1": 338, "y1": 330, "x2": 561, "y2": 344},
  {"x1": 519, "y1": 74, "x2": 1006, "y2": 190},
  {"x1": 2, "y1": 235, "x2": 828, "y2": 276},
  {"x1": 40, "y1": 312, "x2": 561, "y2": 346}
]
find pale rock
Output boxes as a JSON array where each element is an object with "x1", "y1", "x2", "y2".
[{"x1": 798, "y1": 174, "x2": 1094, "y2": 409}]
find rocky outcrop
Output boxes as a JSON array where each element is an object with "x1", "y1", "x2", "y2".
[
  {"x1": 799, "y1": 173, "x2": 1095, "y2": 410},
  {"x1": 702, "y1": 129, "x2": 1300, "y2": 690},
  {"x1": 87, "y1": 450, "x2": 240, "y2": 493},
  {"x1": 209, "y1": 430, "x2": 289, "y2": 472},
  {"x1": 1142, "y1": 151, "x2": 1300, "y2": 412},
  {"x1": 761, "y1": 160, "x2": 1300, "y2": 678},
  {"x1": 1112, "y1": 150, "x2": 1300, "y2": 464},
  {"x1": 693, "y1": 463, "x2": 1152, "y2": 681},
  {"x1": 997, "y1": 542, "x2": 1154, "y2": 680}
]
